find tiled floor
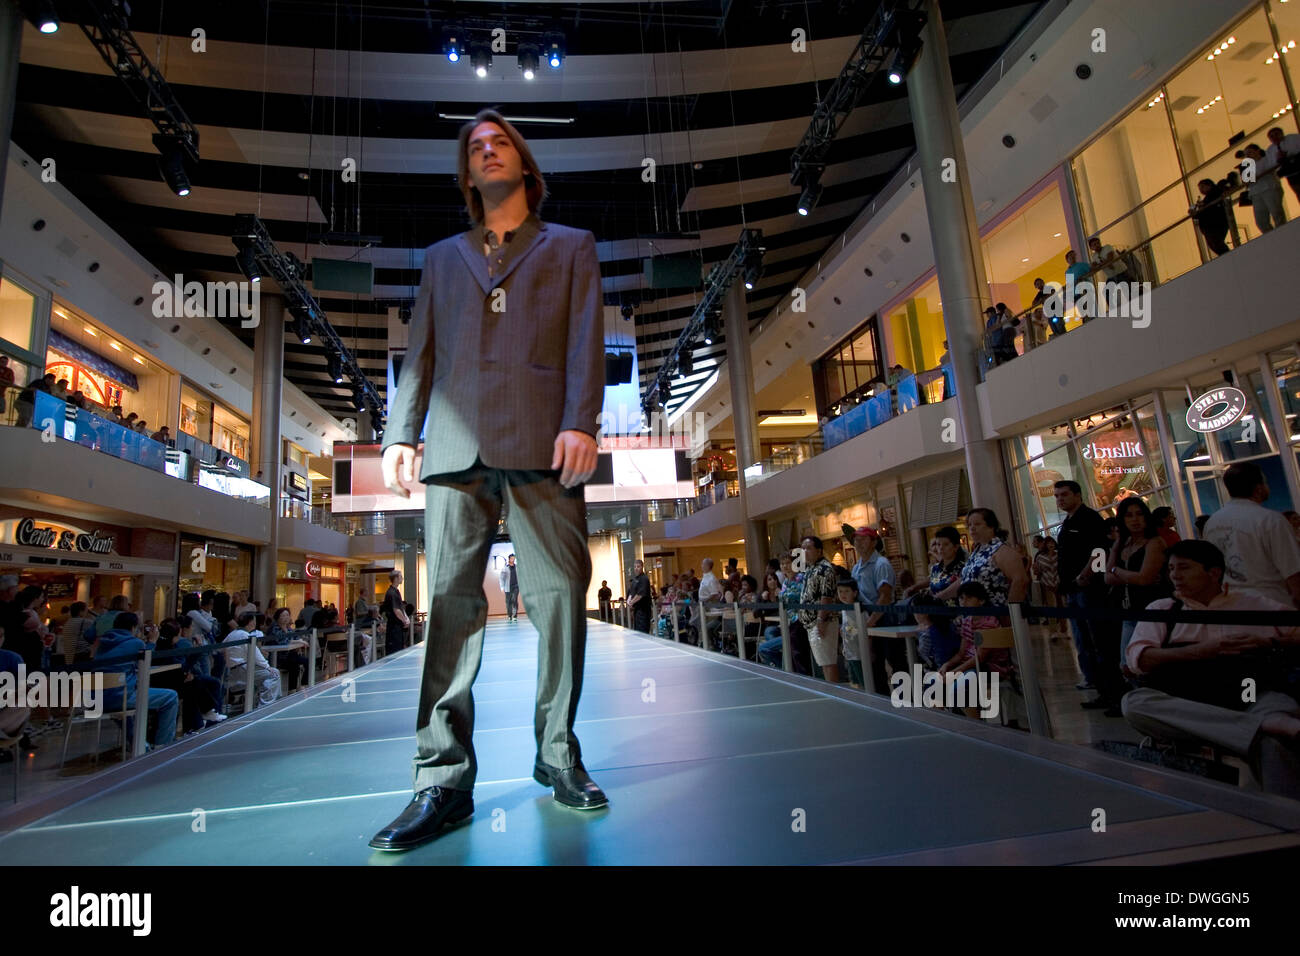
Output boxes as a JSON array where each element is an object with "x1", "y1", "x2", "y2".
[{"x1": 1, "y1": 618, "x2": 1296, "y2": 865}]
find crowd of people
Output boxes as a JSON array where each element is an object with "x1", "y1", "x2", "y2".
[
  {"x1": 614, "y1": 462, "x2": 1300, "y2": 796},
  {"x1": 3, "y1": 367, "x2": 172, "y2": 444},
  {"x1": 0, "y1": 579, "x2": 408, "y2": 763}
]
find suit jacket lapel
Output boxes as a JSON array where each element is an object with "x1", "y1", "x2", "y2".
[
  {"x1": 456, "y1": 233, "x2": 493, "y2": 296},
  {"x1": 493, "y1": 226, "x2": 548, "y2": 287}
]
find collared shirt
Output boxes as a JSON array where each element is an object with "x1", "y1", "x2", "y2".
[
  {"x1": 799, "y1": 558, "x2": 839, "y2": 629},
  {"x1": 476, "y1": 213, "x2": 541, "y2": 278},
  {"x1": 852, "y1": 551, "x2": 895, "y2": 605},
  {"x1": 698, "y1": 572, "x2": 724, "y2": 604},
  {"x1": 1125, "y1": 589, "x2": 1299, "y2": 675}
]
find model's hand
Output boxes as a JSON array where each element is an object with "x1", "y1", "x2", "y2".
[
  {"x1": 552, "y1": 430, "x2": 597, "y2": 488},
  {"x1": 382, "y1": 444, "x2": 416, "y2": 498}
]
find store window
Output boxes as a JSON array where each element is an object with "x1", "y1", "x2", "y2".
[
  {"x1": 883, "y1": 278, "x2": 944, "y2": 376},
  {"x1": 813, "y1": 316, "x2": 882, "y2": 414},
  {"x1": 980, "y1": 181, "x2": 1075, "y2": 337},
  {"x1": 213, "y1": 405, "x2": 250, "y2": 462},
  {"x1": 180, "y1": 384, "x2": 214, "y2": 443},
  {"x1": 1009, "y1": 401, "x2": 1175, "y2": 539},
  {"x1": 178, "y1": 536, "x2": 253, "y2": 599},
  {"x1": 0, "y1": 273, "x2": 41, "y2": 358},
  {"x1": 1071, "y1": 2, "x2": 1300, "y2": 289}
]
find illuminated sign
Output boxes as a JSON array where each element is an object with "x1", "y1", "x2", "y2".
[
  {"x1": 290, "y1": 472, "x2": 309, "y2": 493},
  {"x1": 1080, "y1": 439, "x2": 1144, "y2": 460},
  {"x1": 1186, "y1": 387, "x2": 1247, "y2": 433},
  {"x1": 5, "y1": 518, "x2": 117, "y2": 555},
  {"x1": 305, "y1": 560, "x2": 321, "y2": 578}
]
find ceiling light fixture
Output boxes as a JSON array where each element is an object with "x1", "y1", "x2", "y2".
[{"x1": 470, "y1": 43, "x2": 492, "y2": 78}]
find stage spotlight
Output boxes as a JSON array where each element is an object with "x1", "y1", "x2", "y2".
[
  {"x1": 621, "y1": 303, "x2": 634, "y2": 320},
  {"x1": 544, "y1": 32, "x2": 565, "y2": 68},
  {"x1": 517, "y1": 44, "x2": 540, "y2": 80},
  {"x1": 328, "y1": 357, "x2": 344, "y2": 384},
  {"x1": 292, "y1": 311, "x2": 312, "y2": 344},
  {"x1": 679, "y1": 351, "x2": 694, "y2": 377},
  {"x1": 35, "y1": 0, "x2": 59, "y2": 33},
  {"x1": 154, "y1": 136, "x2": 192, "y2": 197},
  {"x1": 797, "y1": 181, "x2": 823, "y2": 216},
  {"x1": 887, "y1": 48, "x2": 908, "y2": 84},
  {"x1": 442, "y1": 26, "x2": 463, "y2": 63},
  {"x1": 235, "y1": 245, "x2": 261, "y2": 283},
  {"x1": 744, "y1": 262, "x2": 763, "y2": 291},
  {"x1": 471, "y1": 43, "x2": 492, "y2": 78}
]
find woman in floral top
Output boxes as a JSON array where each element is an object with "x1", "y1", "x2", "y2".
[{"x1": 935, "y1": 508, "x2": 1028, "y2": 612}]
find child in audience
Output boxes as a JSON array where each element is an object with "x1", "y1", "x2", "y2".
[
  {"x1": 912, "y1": 593, "x2": 958, "y2": 671},
  {"x1": 836, "y1": 577, "x2": 864, "y2": 688},
  {"x1": 941, "y1": 582, "x2": 1010, "y2": 717}
]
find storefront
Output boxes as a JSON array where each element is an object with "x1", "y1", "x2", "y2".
[
  {"x1": 275, "y1": 557, "x2": 347, "y2": 614},
  {"x1": 0, "y1": 509, "x2": 178, "y2": 623},
  {"x1": 1006, "y1": 352, "x2": 1300, "y2": 542},
  {"x1": 178, "y1": 534, "x2": 254, "y2": 603}
]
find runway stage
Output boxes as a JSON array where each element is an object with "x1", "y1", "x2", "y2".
[{"x1": 2, "y1": 619, "x2": 1299, "y2": 865}]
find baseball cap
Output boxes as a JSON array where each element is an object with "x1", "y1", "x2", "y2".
[{"x1": 854, "y1": 526, "x2": 879, "y2": 539}]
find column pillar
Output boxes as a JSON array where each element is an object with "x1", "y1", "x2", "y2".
[
  {"x1": 722, "y1": 278, "x2": 768, "y2": 578},
  {"x1": 75, "y1": 574, "x2": 92, "y2": 603},
  {"x1": 0, "y1": 0, "x2": 22, "y2": 248},
  {"x1": 252, "y1": 294, "x2": 285, "y2": 610},
  {"x1": 906, "y1": 0, "x2": 1014, "y2": 529}
]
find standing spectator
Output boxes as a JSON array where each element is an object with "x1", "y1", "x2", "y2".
[
  {"x1": 1241, "y1": 143, "x2": 1287, "y2": 232},
  {"x1": 836, "y1": 576, "x2": 864, "y2": 688},
  {"x1": 798, "y1": 536, "x2": 841, "y2": 683},
  {"x1": 1053, "y1": 480, "x2": 1124, "y2": 715},
  {"x1": 212, "y1": 592, "x2": 233, "y2": 636},
  {"x1": 1286, "y1": 510, "x2": 1300, "y2": 544},
  {"x1": 9, "y1": 585, "x2": 50, "y2": 671},
  {"x1": 1203, "y1": 461, "x2": 1300, "y2": 607},
  {"x1": 0, "y1": 355, "x2": 13, "y2": 386},
  {"x1": 382, "y1": 571, "x2": 410, "y2": 655},
  {"x1": 1087, "y1": 235, "x2": 1132, "y2": 285},
  {"x1": 1265, "y1": 125, "x2": 1300, "y2": 202},
  {"x1": 1194, "y1": 514, "x2": 1211, "y2": 539},
  {"x1": 232, "y1": 591, "x2": 256, "y2": 619},
  {"x1": 498, "y1": 554, "x2": 520, "y2": 622},
  {"x1": 294, "y1": 598, "x2": 317, "y2": 629},
  {"x1": 1190, "y1": 178, "x2": 1231, "y2": 257},
  {"x1": 1122, "y1": 540, "x2": 1300, "y2": 799},
  {"x1": 1034, "y1": 536, "x2": 1067, "y2": 637},
  {"x1": 906, "y1": 526, "x2": 966, "y2": 603},
  {"x1": 697, "y1": 558, "x2": 725, "y2": 648},
  {"x1": 1151, "y1": 506, "x2": 1181, "y2": 548},
  {"x1": 93, "y1": 594, "x2": 130, "y2": 642},
  {"x1": 186, "y1": 591, "x2": 218, "y2": 644},
  {"x1": 1105, "y1": 497, "x2": 1171, "y2": 665},
  {"x1": 627, "y1": 559, "x2": 652, "y2": 633},
  {"x1": 1064, "y1": 250, "x2": 1091, "y2": 298},
  {"x1": 597, "y1": 581, "x2": 612, "y2": 622},
  {"x1": 852, "y1": 526, "x2": 901, "y2": 692},
  {"x1": 59, "y1": 601, "x2": 97, "y2": 664},
  {"x1": 935, "y1": 509, "x2": 1029, "y2": 611}
]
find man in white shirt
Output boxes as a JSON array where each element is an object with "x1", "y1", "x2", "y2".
[
  {"x1": 1203, "y1": 461, "x2": 1300, "y2": 608},
  {"x1": 1266, "y1": 125, "x2": 1300, "y2": 201},
  {"x1": 224, "y1": 611, "x2": 282, "y2": 705},
  {"x1": 1122, "y1": 540, "x2": 1300, "y2": 799},
  {"x1": 697, "y1": 558, "x2": 724, "y2": 649},
  {"x1": 232, "y1": 590, "x2": 257, "y2": 620},
  {"x1": 1087, "y1": 236, "x2": 1132, "y2": 284}
]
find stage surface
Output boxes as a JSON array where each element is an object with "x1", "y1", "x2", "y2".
[{"x1": 3, "y1": 619, "x2": 1299, "y2": 865}]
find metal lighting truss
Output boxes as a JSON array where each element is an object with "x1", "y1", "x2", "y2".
[
  {"x1": 643, "y1": 227, "x2": 763, "y2": 417},
  {"x1": 233, "y1": 214, "x2": 385, "y2": 425},
  {"x1": 788, "y1": 0, "x2": 925, "y2": 191},
  {"x1": 77, "y1": 0, "x2": 199, "y2": 162}
]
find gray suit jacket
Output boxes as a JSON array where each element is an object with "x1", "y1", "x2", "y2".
[{"x1": 383, "y1": 216, "x2": 605, "y2": 478}]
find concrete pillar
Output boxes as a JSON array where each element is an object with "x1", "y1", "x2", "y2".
[
  {"x1": 722, "y1": 278, "x2": 769, "y2": 579},
  {"x1": 907, "y1": 0, "x2": 1014, "y2": 529},
  {"x1": 252, "y1": 294, "x2": 285, "y2": 610},
  {"x1": 0, "y1": 0, "x2": 22, "y2": 247},
  {"x1": 75, "y1": 574, "x2": 92, "y2": 603}
]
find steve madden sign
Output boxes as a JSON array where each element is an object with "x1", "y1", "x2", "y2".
[
  {"x1": 1186, "y1": 387, "x2": 1247, "y2": 433},
  {"x1": 13, "y1": 518, "x2": 117, "y2": 555}
]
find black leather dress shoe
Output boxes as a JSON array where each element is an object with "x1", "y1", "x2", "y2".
[
  {"x1": 368, "y1": 786, "x2": 473, "y2": 851},
  {"x1": 533, "y1": 760, "x2": 609, "y2": 810}
]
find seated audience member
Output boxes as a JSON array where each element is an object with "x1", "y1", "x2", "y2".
[
  {"x1": 264, "y1": 607, "x2": 312, "y2": 689},
  {"x1": 940, "y1": 582, "x2": 1012, "y2": 717},
  {"x1": 155, "y1": 619, "x2": 226, "y2": 732},
  {"x1": 1122, "y1": 540, "x2": 1300, "y2": 799},
  {"x1": 92, "y1": 612, "x2": 180, "y2": 749},
  {"x1": 0, "y1": 639, "x2": 32, "y2": 750},
  {"x1": 224, "y1": 612, "x2": 282, "y2": 705},
  {"x1": 912, "y1": 593, "x2": 959, "y2": 671}
]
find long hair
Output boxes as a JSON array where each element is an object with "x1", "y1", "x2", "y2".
[
  {"x1": 457, "y1": 108, "x2": 548, "y2": 224},
  {"x1": 1115, "y1": 497, "x2": 1156, "y2": 546}
]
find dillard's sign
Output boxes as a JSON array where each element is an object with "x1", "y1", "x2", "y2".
[
  {"x1": 1079, "y1": 439, "x2": 1144, "y2": 460},
  {"x1": 14, "y1": 517, "x2": 117, "y2": 554}
]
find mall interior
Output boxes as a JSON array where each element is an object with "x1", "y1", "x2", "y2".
[{"x1": 1, "y1": 0, "x2": 1300, "y2": 866}]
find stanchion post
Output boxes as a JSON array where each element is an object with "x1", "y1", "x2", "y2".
[
  {"x1": 308, "y1": 629, "x2": 318, "y2": 688},
  {"x1": 779, "y1": 608, "x2": 792, "y2": 673},
  {"x1": 133, "y1": 649, "x2": 152, "y2": 757},
  {"x1": 243, "y1": 637, "x2": 256, "y2": 715},
  {"x1": 853, "y1": 602, "x2": 869, "y2": 694},
  {"x1": 733, "y1": 601, "x2": 744, "y2": 658},
  {"x1": 370, "y1": 621, "x2": 379, "y2": 659},
  {"x1": 671, "y1": 600, "x2": 682, "y2": 642},
  {"x1": 347, "y1": 624, "x2": 355, "y2": 673},
  {"x1": 1008, "y1": 603, "x2": 1050, "y2": 736}
]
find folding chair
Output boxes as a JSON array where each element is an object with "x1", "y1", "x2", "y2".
[
  {"x1": 60, "y1": 671, "x2": 131, "y2": 768},
  {"x1": 972, "y1": 627, "x2": 1026, "y2": 726}
]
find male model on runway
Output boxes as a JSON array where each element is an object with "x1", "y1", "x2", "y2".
[{"x1": 369, "y1": 109, "x2": 607, "y2": 851}]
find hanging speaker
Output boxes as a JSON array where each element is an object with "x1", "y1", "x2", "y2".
[
  {"x1": 604, "y1": 353, "x2": 620, "y2": 386},
  {"x1": 616, "y1": 352, "x2": 633, "y2": 383}
]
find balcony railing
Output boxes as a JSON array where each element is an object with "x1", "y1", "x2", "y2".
[
  {"x1": 2, "y1": 364, "x2": 270, "y2": 506},
  {"x1": 280, "y1": 496, "x2": 387, "y2": 536}
]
